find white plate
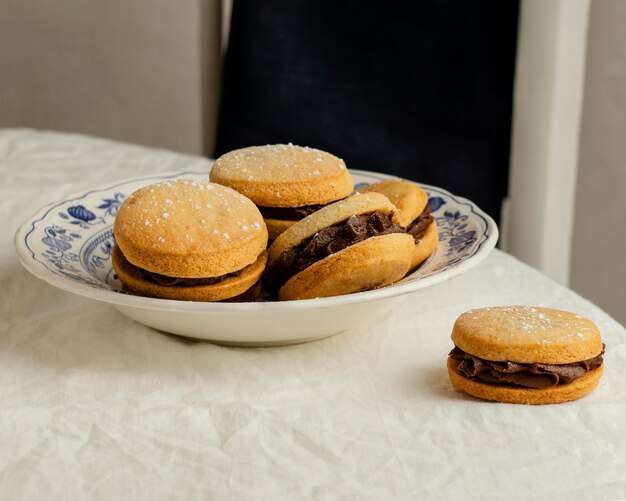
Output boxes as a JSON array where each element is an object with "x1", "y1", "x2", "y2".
[{"x1": 14, "y1": 169, "x2": 498, "y2": 345}]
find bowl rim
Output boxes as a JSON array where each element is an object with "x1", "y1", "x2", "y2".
[{"x1": 14, "y1": 168, "x2": 498, "y2": 312}]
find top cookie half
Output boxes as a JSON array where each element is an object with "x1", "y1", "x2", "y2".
[
  {"x1": 451, "y1": 306, "x2": 603, "y2": 364},
  {"x1": 114, "y1": 179, "x2": 268, "y2": 278},
  {"x1": 210, "y1": 144, "x2": 354, "y2": 208}
]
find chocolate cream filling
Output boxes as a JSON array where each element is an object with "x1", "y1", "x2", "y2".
[
  {"x1": 268, "y1": 205, "x2": 434, "y2": 290},
  {"x1": 258, "y1": 203, "x2": 329, "y2": 221},
  {"x1": 116, "y1": 249, "x2": 251, "y2": 287},
  {"x1": 449, "y1": 346, "x2": 604, "y2": 389},
  {"x1": 406, "y1": 204, "x2": 433, "y2": 242},
  {"x1": 139, "y1": 267, "x2": 247, "y2": 287}
]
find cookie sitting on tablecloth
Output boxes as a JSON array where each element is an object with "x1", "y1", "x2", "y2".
[{"x1": 447, "y1": 306, "x2": 605, "y2": 404}]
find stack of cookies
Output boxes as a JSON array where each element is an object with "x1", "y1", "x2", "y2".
[{"x1": 112, "y1": 144, "x2": 439, "y2": 302}]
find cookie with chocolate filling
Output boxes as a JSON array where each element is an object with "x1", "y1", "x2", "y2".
[
  {"x1": 210, "y1": 144, "x2": 354, "y2": 239},
  {"x1": 358, "y1": 179, "x2": 438, "y2": 271},
  {"x1": 112, "y1": 179, "x2": 268, "y2": 301},
  {"x1": 447, "y1": 306, "x2": 605, "y2": 404},
  {"x1": 266, "y1": 192, "x2": 415, "y2": 300}
]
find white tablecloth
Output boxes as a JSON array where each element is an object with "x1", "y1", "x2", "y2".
[{"x1": 1, "y1": 129, "x2": 625, "y2": 500}]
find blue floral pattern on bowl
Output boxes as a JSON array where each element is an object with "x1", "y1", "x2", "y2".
[{"x1": 36, "y1": 193, "x2": 125, "y2": 288}]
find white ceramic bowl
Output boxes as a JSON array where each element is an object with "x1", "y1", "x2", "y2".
[{"x1": 14, "y1": 169, "x2": 498, "y2": 345}]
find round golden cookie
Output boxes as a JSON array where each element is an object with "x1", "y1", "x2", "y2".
[
  {"x1": 357, "y1": 179, "x2": 428, "y2": 226},
  {"x1": 447, "y1": 358, "x2": 603, "y2": 405},
  {"x1": 410, "y1": 220, "x2": 438, "y2": 271},
  {"x1": 451, "y1": 306, "x2": 603, "y2": 364},
  {"x1": 113, "y1": 245, "x2": 266, "y2": 302},
  {"x1": 114, "y1": 179, "x2": 268, "y2": 278},
  {"x1": 210, "y1": 144, "x2": 354, "y2": 208},
  {"x1": 267, "y1": 192, "x2": 400, "y2": 268},
  {"x1": 447, "y1": 306, "x2": 605, "y2": 404},
  {"x1": 278, "y1": 233, "x2": 415, "y2": 300},
  {"x1": 266, "y1": 192, "x2": 413, "y2": 300}
]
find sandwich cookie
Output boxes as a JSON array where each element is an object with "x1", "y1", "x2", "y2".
[
  {"x1": 113, "y1": 179, "x2": 268, "y2": 301},
  {"x1": 210, "y1": 144, "x2": 354, "y2": 239},
  {"x1": 358, "y1": 180, "x2": 438, "y2": 271},
  {"x1": 266, "y1": 192, "x2": 415, "y2": 300},
  {"x1": 447, "y1": 306, "x2": 605, "y2": 404}
]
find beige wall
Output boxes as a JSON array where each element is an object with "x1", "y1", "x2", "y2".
[
  {"x1": 0, "y1": 0, "x2": 221, "y2": 155},
  {"x1": 570, "y1": 0, "x2": 626, "y2": 325}
]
